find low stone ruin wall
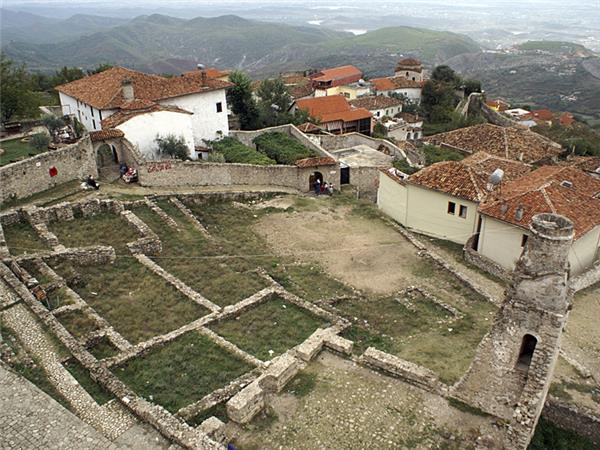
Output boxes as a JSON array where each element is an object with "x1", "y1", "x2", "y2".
[
  {"x1": 359, "y1": 347, "x2": 447, "y2": 395},
  {"x1": 0, "y1": 135, "x2": 97, "y2": 204},
  {"x1": 463, "y1": 235, "x2": 511, "y2": 283},
  {"x1": 137, "y1": 160, "x2": 340, "y2": 194},
  {"x1": 542, "y1": 397, "x2": 600, "y2": 445},
  {"x1": 570, "y1": 258, "x2": 600, "y2": 293}
]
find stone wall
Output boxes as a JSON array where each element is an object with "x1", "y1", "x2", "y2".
[
  {"x1": 319, "y1": 133, "x2": 423, "y2": 166},
  {"x1": 0, "y1": 135, "x2": 96, "y2": 204},
  {"x1": 230, "y1": 124, "x2": 332, "y2": 158},
  {"x1": 542, "y1": 397, "x2": 600, "y2": 445},
  {"x1": 137, "y1": 160, "x2": 339, "y2": 194},
  {"x1": 463, "y1": 235, "x2": 511, "y2": 283},
  {"x1": 570, "y1": 258, "x2": 600, "y2": 292},
  {"x1": 348, "y1": 166, "x2": 383, "y2": 201}
]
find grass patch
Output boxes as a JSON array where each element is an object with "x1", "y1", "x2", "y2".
[
  {"x1": 186, "y1": 402, "x2": 228, "y2": 427},
  {"x1": 211, "y1": 137, "x2": 275, "y2": 165},
  {"x1": 115, "y1": 331, "x2": 253, "y2": 413},
  {"x1": 267, "y1": 263, "x2": 353, "y2": 302},
  {"x1": 40, "y1": 286, "x2": 73, "y2": 311},
  {"x1": 342, "y1": 325, "x2": 394, "y2": 355},
  {"x1": 51, "y1": 258, "x2": 209, "y2": 344},
  {"x1": 56, "y1": 310, "x2": 99, "y2": 338},
  {"x1": 88, "y1": 337, "x2": 119, "y2": 360},
  {"x1": 529, "y1": 416, "x2": 600, "y2": 450},
  {"x1": 447, "y1": 397, "x2": 490, "y2": 417},
  {"x1": 3, "y1": 222, "x2": 48, "y2": 256},
  {"x1": 550, "y1": 381, "x2": 600, "y2": 404},
  {"x1": 285, "y1": 371, "x2": 317, "y2": 397},
  {"x1": 253, "y1": 132, "x2": 317, "y2": 165},
  {"x1": 0, "y1": 180, "x2": 82, "y2": 211},
  {"x1": 131, "y1": 203, "x2": 271, "y2": 307},
  {"x1": 422, "y1": 144, "x2": 465, "y2": 166},
  {"x1": 0, "y1": 137, "x2": 44, "y2": 166},
  {"x1": 210, "y1": 295, "x2": 328, "y2": 361},
  {"x1": 63, "y1": 358, "x2": 113, "y2": 405},
  {"x1": 49, "y1": 213, "x2": 139, "y2": 252}
]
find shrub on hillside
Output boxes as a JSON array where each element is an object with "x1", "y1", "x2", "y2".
[
  {"x1": 252, "y1": 132, "x2": 317, "y2": 165},
  {"x1": 211, "y1": 137, "x2": 275, "y2": 165},
  {"x1": 423, "y1": 144, "x2": 464, "y2": 166}
]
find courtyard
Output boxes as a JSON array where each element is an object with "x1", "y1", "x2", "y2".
[{"x1": 0, "y1": 190, "x2": 597, "y2": 449}]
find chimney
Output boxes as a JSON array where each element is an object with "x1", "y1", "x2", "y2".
[
  {"x1": 121, "y1": 79, "x2": 134, "y2": 101},
  {"x1": 515, "y1": 205, "x2": 524, "y2": 221},
  {"x1": 197, "y1": 63, "x2": 207, "y2": 85}
]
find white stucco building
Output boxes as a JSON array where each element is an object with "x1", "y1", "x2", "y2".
[{"x1": 56, "y1": 66, "x2": 232, "y2": 158}]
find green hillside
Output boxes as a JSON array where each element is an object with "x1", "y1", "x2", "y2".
[
  {"x1": 2, "y1": 14, "x2": 479, "y2": 76},
  {"x1": 517, "y1": 40, "x2": 590, "y2": 55}
]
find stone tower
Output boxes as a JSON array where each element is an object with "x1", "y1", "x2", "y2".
[{"x1": 452, "y1": 213, "x2": 574, "y2": 447}]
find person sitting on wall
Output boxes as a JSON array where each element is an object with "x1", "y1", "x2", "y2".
[
  {"x1": 86, "y1": 174, "x2": 99, "y2": 190},
  {"x1": 123, "y1": 167, "x2": 138, "y2": 184}
]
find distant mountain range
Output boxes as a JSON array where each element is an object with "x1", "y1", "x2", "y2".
[
  {"x1": 445, "y1": 42, "x2": 600, "y2": 125},
  {"x1": 0, "y1": 11, "x2": 480, "y2": 76},
  {"x1": 1, "y1": 10, "x2": 598, "y2": 123}
]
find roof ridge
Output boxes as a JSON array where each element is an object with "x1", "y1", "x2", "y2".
[{"x1": 540, "y1": 186, "x2": 557, "y2": 213}]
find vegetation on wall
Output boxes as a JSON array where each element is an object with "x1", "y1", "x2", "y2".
[
  {"x1": 210, "y1": 137, "x2": 275, "y2": 165},
  {"x1": 533, "y1": 122, "x2": 600, "y2": 157},
  {"x1": 253, "y1": 132, "x2": 317, "y2": 165},
  {"x1": 422, "y1": 144, "x2": 465, "y2": 166},
  {"x1": 227, "y1": 71, "x2": 261, "y2": 130}
]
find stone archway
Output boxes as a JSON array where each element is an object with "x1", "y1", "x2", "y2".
[{"x1": 95, "y1": 143, "x2": 120, "y2": 180}]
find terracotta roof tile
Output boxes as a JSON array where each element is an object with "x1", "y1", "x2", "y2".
[
  {"x1": 532, "y1": 109, "x2": 553, "y2": 121},
  {"x1": 396, "y1": 58, "x2": 422, "y2": 67},
  {"x1": 408, "y1": 152, "x2": 531, "y2": 202},
  {"x1": 480, "y1": 167, "x2": 600, "y2": 238},
  {"x1": 295, "y1": 95, "x2": 372, "y2": 124},
  {"x1": 89, "y1": 129, "x2": 124, "y2": 142},
  {"x1": 310, "y1": 65, "x2": 362, "y2": 83},
  {"x1": 423, "y1": 123, "x2": 563, "y2": 164},
  {"x1": 101, "y1": 104, "x2": 192, "y2": 128},
  {"x1": 567, "y1": 156, "x2": 600, "y2": 174},
  {"x1": 371, "y1": 76, "x2": 424, "y2": 91},
  {"x1": 349, "y1": 96, "x2": 403, "y2": 111},
  {"x1": 56, "y1": 66, "x2": 233, "y2": 110},
  {"x1": 295, "y1": 156, "x2": 337, "y2": 168}
]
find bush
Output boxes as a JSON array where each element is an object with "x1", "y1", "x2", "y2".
[
  {"x1": 211, "y1": 137, "x2": 275, "y2": 165},
  {"x1": 155, "y1": 134, "x2": 189, "y2": 160},
  {"x1": 252, "y1": 132, "x2": 317, "y2": 165},
  {"x1": 423, "y1": 144, "x2": 464, "y2": 166},
  {"x1": 206, "y1": 152, "x2": 226, "y2": 163},
  {"x1": 41, "y1": 114, "x2": 65, "y2": 140},
  {"x1": 29, "y1": 133, "x2": 50, "y2": 151},
  {"x1": 392, "y1": 157, "x2": 418, "y2": 174}
]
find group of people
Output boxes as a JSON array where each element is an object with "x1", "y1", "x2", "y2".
[
  {"x1": 313, "y1": 178, "x2": 334, "y2": 196},
  {"x1": 119, "y1": 163, "x2": 138, "y2": 184}
]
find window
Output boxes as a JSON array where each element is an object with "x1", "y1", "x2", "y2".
[
  {"x1": 521, "y1": 234, "x2": 529, "y2": 247},
  {"x1": 447, "y1": 202, "x2": 456, "y2": 215},
  {"x1": 216, "y1": 102, "x2": 223, "y2": 113},
  {"x1": 92, "y1": 119, "x2": 96, "y2": 129},
  {"x1": 90, "y1": 105, "x2": 94, "y2": 116},
  {"x1": 459, "y1": 205, "x2": 468, "y2": 219},
  {"x1": 99, "y1": 110, "x2": 103, "y2": 120},
  {"x1": 516, "y1": 334, "x2": 537, "y2": 369}
]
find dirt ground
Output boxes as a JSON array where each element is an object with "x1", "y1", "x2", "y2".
[
  {"x1": 255, "y1": 198, "x2": 430, "y2": 295},
  {"x1": 227, "y1": 352, "x2": 505, "y2": 450}
]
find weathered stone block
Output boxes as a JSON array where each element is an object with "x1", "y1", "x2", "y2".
[
  {"x1": 295, "y1": 329, "x2": 326, "y2": 362},
  {"x1": 323, "y1": 333, "x2": 353, "y2": 355},
  {"x1": 226, "y1": 380, "x2": 264, "y2": 424},
  {"x1": 198, "y1": 416, "x2": 225, "y2": 437},
  {"x1": 259, "y1": 353, "x2": 301, "y2": 393}
]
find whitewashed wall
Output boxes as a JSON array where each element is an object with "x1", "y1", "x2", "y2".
[
  {"x1": 116, "y1": 111, "x2": 195, "y2": 159},
  {"x1": 160, "y1": 89, "x2": 229, "y2": 146},
  {"x1": 58, "y1": 93, "x2": 115, "y2": 131}
]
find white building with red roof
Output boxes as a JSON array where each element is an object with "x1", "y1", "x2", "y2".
[
  {"x1": 56, "y1": 66, "x2": 232, "y2": 159},
  {"x1": 291, "y1": 95, "x2": 372, "y2": 135}
]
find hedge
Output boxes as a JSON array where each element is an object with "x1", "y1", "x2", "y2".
[
  {"x1": 211, "y1": 137, "x2": 275, "y2": 165},
  {"x1": 253, "y1": 132, "x2": 317, "y2": 165}
]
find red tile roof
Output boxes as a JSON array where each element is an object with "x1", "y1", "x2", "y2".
[
  {"x1": 559, "y1": 112, "x2": 575, "y2": 126},
  {"x1": 56, "y1": 66, "x2": 233, "y2": 110},
  {"x1": 89, "y1": 129, "x2": 125, "y2": 142},
  {"x1": 396, "y1": 58, "x2": 422, "y2": 67},
  {"x1": 296, "y1": 122, "x2": 323, "y2": 133},
  {"x1": 423, "y1": 123, "x2": 563, "y2": 164},
  {"x1": 407, "y1": 152, "x2": 531, "y2": 202},
  {"x1": 295, "y1": 95, "x2": 372, "y2": 124},
  {"x1": 532, "y1": 109, "x2": 553, "y2": 121},
  {"x1": 295, "y1": 156, "x2": 337, "y2": 168},
  {"x1": 480, "y1": 166, "x2": 600, "y2": 238},
  {"x1": 349, "y1": 96, "x2": 403, "y2": 111},
  {"x1": 310, "y1": 65, "x2": 362, "y2": 83},
  {"x1": 567, "y1": 156, "x2": 600, "y2": 174},
  {"x1": 371, "y1": 76, "x2": 424, "y2": 91},
  {"x1": 102, "y1": 104, "x2": 192, "y2": 128},
  {"x1": 182, "y1": 68, "x2": 230, "y2": 79}
]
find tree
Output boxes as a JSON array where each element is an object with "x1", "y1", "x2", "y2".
[
  {"x1": 52, "y1": 66, "x2": 86, "y2": 86},
  {"x1": 373, "y1": 122, "x2": 388, "y2": 139},
  {"x1": 87, "y1": 64, "x2": 113, "y2": 75},
  {"x1": 41, "y1": 114, "x2": 66, "y2": 141},
  {"x1": 155, "y1": 134, "x2": 189, "y2": 160},
  {"x1": 463, "y1": 79, "x2": 482, "y2": 96},
  {"x1": 431, "y1": 65, "x2": 461, "y2": 86},
  {"x1": 227, "y1": 71, "x2": 260, "y2": 130},
  {"x1": 0, "y1": 54, "x2": 42, "y2": 124},
  {"x1": 30, "y1": 133, "x2": 50, "y2": 151}
]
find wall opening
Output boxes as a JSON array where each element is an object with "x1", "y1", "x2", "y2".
[
  {"x1": 516, "y1": 334, "x2": 537, "y2": 370},
  {"x1": 309, "y1": 171, "x2": 324, "y2": 191}
]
